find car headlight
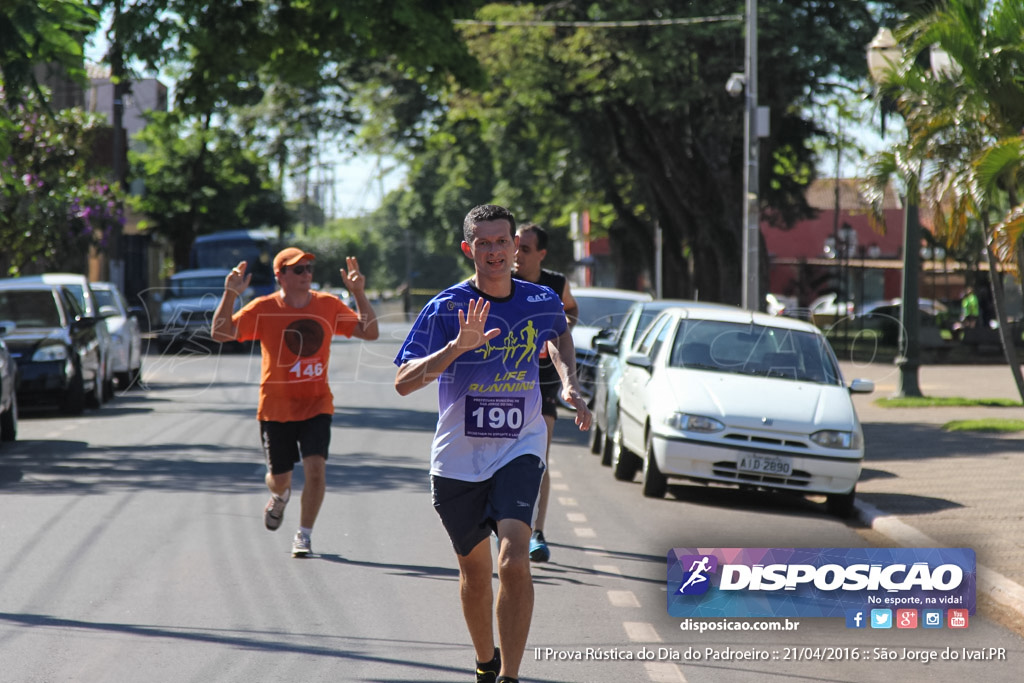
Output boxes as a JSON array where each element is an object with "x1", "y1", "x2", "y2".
[
  {"x1": 32, "y1": 345, "x2": 69, "y2": 362},
  {"x1": 665, "y1": 413, "x2": 725, "y2": 433},
  {"x1": 810, "y1": 430, "x2": 859, "y2": 449}
]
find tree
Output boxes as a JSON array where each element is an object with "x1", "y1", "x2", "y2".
[
  {"x1": 0, "y1": 89, "x2": 124, "y2": 275},
  {"x1": 127, "y1": 112, "x2": 288, "y2": 269},
  {"x1": 363, "y1": 1, "x2": 910, "y2": 303},
  {"x1": 867, "y1": 0, "x2": 1024, "y2": 401}
]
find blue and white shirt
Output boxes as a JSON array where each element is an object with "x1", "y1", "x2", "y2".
[{"x1": 395, "y1": 279, "x2": 567, "y2": 482}]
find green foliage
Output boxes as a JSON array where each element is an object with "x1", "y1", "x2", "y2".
[
  {"x1": 127, "y1": 112, "x2": 288, "y2": 269},
  {"x1": 362, "y1": 1, "x2": 899, "y2": 302},
  {"x1": 0, "y1": 89, "x2": 125, "y2": 275},
  {"x1": 0, "y1": 0, "x2": 99, "y2": 163}
]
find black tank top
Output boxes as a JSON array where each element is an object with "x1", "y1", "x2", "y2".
[{"x1": 530, "y1": 270, "x2": 567, "y2": 384}]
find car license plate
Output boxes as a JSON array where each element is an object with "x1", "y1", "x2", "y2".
[{"x1": 737, "y1": 453, "x2": 793, "y2": 476}]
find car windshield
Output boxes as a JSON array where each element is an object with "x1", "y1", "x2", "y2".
[
  {"x1": 0, "y1": 290, "x2": 63, "y2": 328},
  {"x1": 168, "y1": 277, "x2": 225, "y2": 299},
  {"x1": 668, "y1": 319, "x2": 841, "y2": 385},
  {"x1": 93, "y1": 288, "x2": 122, "y2": 312},
  {"x1": 576, "y1": 296, "x2": 642, "y2": 330}
]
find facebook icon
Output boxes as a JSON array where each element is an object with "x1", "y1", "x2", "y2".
[{"x1": 845, "y1": 609, "x2": 866, "y2": 629}]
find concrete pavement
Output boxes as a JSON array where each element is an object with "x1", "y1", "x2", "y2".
[{"x1": 840, "y1": 361, "x2": 1024, "y2": 621}]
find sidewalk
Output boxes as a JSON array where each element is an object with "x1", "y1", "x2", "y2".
[{"x1": 840, "y1": 361, "x2": 1024, "y2": 620}]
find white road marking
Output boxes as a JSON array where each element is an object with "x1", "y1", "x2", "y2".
[
  {"x1": 623, "y1": 621, "x2": 662, "y2": 642},
  {"x1": 566, "y1": 512, "x2": 587, "y2": 523},
  {"x1": 607, "y1": 590, "x2": 640, "y2": 607}
]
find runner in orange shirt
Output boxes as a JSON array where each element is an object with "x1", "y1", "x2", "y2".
[{"x1": 212, "y1": 247, "x2": 378, "y2": 557}]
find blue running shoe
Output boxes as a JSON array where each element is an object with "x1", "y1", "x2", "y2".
[{"x1": 529, "y1": 530, "x2": 550, "y2": 563}]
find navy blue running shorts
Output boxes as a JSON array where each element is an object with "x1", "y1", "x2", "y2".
[
  {"x1": 260, "y1": 413, "x2": 332, "y2": 475},
  {"x1": 431, "y1": 454, "x2": 546, "y2": 556}
]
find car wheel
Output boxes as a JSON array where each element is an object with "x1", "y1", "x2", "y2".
[
  {"x1": 600, "y1": 434, "x2": 614, "y2": 467},
  {"x1": 61, "y1": 363, "x2": 86, "y2": 415},
  {"x1": 642, "y1": 432, "x2": 668, "y2": 498},
  {"x1": 612, "y1": 422, "x2": 641, "y2": 481},
  {"x1": 0, "y1": 398, "x2": 17, "y2": 442},
  {"x1": 86, "y1": 362, "x2": 104, "y2": 409},
  {"x1": 129, "y1": 363, "x2": 142, "y2": 388},
  {"x1": 826, "y1": 487, "x2": 857, "y2": 519},
  {"x1": 589, "y1": 422, "x2": 603, "y2": 455}
]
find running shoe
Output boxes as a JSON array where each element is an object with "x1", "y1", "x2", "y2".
[
  {"x1": 529, "y1": 530, "x2": 550, "y2": 563},
  {"x1": 292, "y1": 530, "x2": 312, "y2": 557},
  {"x1": 476, "y1": 648, "x2": 500, "y2": 683},
  {"x1": 263, "y1": 489, "x2": 290, "y2": 531}
]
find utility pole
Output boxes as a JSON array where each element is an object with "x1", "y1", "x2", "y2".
[
  {"x1": 741, "y1": 0, "x2": 760, "y2": 311},
  {"x1": 109, "y1": 0, "x2": 126, "y2": 290}
]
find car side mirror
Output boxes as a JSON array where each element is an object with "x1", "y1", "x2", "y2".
[
  {"x1": 0, "y1": 319, "x2": 15, "y2": 336},
  {"x1": 849, "y1": 378, "x2": 875, "y2": 394},
  {"x1": 594, "y1": 338, "x2": 618, "y2": 355},
  {"x1": 625, "y1": 352, "x2": 652, "y2": 371},
  {"x1": 99, "y1": 304, "x2": 119, "y2": 318}
]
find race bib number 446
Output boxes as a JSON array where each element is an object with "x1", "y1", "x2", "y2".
[{"x1": 465, "y1": 396, "x2": 525, "y2": 439}]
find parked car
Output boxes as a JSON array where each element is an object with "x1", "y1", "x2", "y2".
[
  {"x1": 766, "y1": 292, "x2": 797, "y2": 316},
  {"x1": 18, "y1": 273, "x2": 115, "y2": 402},
  {"x1": 571, "y1": 287, "x2": 653, "y2": 402},
  {"x1": 156, "y1": 269, "x2": 245, "y2": 351},
  {"x1": 590, "y1": 299, "x2": 728, "y2": 465},
  {"x1": 0, "y1": 329, "x2": 18, "y2": 442},
  {"x1": 612, "y1": 303, "x2": 874, "y2": 517},
  {"x1": 0, "y1": 281, "x2": 105, "y2": 414},
  {"x1": 851, "y1": 296, "x2": 946, "y2": 344},
  {"x1": 91, "y1": 281, "x2": 144, "y2": 389},
  {"x1": 808, "y1": 292, "x2": 856, "y2": 327}
]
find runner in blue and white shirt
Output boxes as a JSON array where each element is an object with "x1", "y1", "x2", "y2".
[{"x1": 394, "y1": 204, "x2": 590, "y2": 683}]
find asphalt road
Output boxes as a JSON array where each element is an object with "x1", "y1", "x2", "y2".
[{"x1": 0, "y1": 324, "x2": 1021, "y2": 682}]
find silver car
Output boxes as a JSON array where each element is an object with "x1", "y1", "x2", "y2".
[{"x1": 91, "y1": 282, "x2": 144, "y2": 389}]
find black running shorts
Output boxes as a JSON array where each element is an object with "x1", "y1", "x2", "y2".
[
  {"x1": 431, "y1": 454, "x2": 546, "y2": 556},
  {"x1": 260, "y1": 413, "x2": 332, "y2": 475}
]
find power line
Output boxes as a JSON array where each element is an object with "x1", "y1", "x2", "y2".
[{"x1": 453, "y1": 15, "x2": 742, "y2": 29}]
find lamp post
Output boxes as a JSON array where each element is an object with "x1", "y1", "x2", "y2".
[
  {"x1": 741, "y1": 0, "x2": 759, "y2": 311},
  {"x1": 867, "y1": 27, "x2": 922, "y2": 398}
]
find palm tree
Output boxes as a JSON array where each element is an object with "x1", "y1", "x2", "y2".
[{"x1": 865, "y1": 0, "x2": 1024, "y2": 401}]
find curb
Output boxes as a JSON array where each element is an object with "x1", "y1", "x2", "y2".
[{"x1": 856, "y1": 499, "x2": 1024, "y2": 619}]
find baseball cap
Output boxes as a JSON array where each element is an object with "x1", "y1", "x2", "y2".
[{"x1": 273, "y1": 247, "x2": 315, "y2": 272}]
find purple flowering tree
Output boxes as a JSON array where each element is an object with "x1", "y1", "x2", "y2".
[{"x1": 0, "y1": 89, "x2": 125, "y2": 275}]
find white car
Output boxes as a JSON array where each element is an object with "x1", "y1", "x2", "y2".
[
  {"x1": 612, "y1": 304, "x2": 874, "y2": 517},
  {"x1": 91, "y1": 282, "x2": 144, "y2": 389},
  {"x1": 571, "y1": 287, "x2": 653, "y2": 402}
]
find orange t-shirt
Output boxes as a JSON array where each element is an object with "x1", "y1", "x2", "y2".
[{"x1": 233, "y1": 291, "x2": 359, "y2": 422}]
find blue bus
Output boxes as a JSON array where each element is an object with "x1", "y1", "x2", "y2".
[{"x1": 189, "y1": 229, "x2": 279, "y2": 296}]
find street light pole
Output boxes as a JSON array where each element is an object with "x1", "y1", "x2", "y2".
[
  {"x1": 867, "y1": 27, "x2": 922, "y2": 397},
  {"x1": 741, "y1": 0, "x2": 760, "y2": 311}
]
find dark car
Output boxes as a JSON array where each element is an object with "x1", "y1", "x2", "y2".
[
  {"x1": 0, "y1": 330, "x2": 17, "y2": 442},
  {"x1": 18, "y1": 274, "x2": 116, "y2": 402},
  {"x1": 589, "y1": 300, "x2": 730, "y2": 465},
  {"x1": 0, "y1": 281, "x2": 105, "y2": 414}
]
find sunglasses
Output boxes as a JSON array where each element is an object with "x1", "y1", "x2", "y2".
[{"x1": 283, "y1": 264, "x2": 314, "y2": 275}]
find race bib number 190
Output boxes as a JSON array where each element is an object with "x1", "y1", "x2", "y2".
[{"x1": 465, "y1": 396, "x2": 525, "y2": 439}]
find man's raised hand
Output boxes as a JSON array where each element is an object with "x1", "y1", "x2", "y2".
[{"x1": 456, "y1": 298, "x2": 501, "y2": 352}]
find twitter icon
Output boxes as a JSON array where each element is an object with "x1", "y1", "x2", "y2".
[{"x1": 871, "y1": 609, "x2": 893, "y2": 629}]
